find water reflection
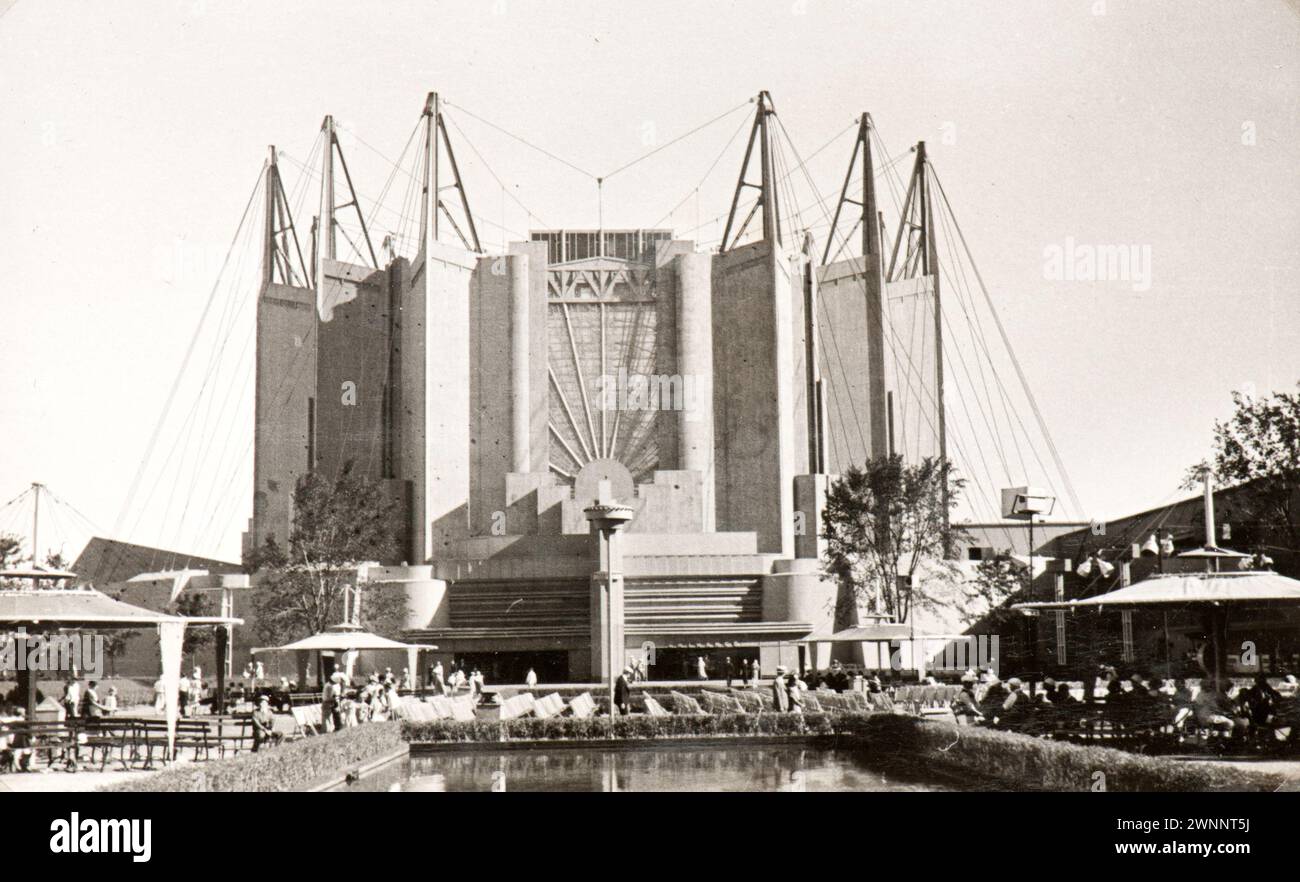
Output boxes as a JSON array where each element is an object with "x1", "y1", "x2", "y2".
[{"x1": 339, "y1": 745, "x2": 972, "y2": 792}]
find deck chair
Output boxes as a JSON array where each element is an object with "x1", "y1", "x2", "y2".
[
  {"x1": 498, "y1": 693, "x2": 535, "y2": 721},
  {"x1": 670, "y1": 691, "x2": 707, "y2": 715},
  {"x1": 568, "y1": 692, "x2": 596, "y2": 719},
  {"x1": 643, "y1": 695, "x2": 671, "y2": 717},
  {"x1": 450, "y1": 696, "x2": 478, "y2": 722},
  {"x1": 289, "y1": 704, "x2": 321, "y2": 739},
  {"x1": 534, "y1": 693, "x2": 566, "y2": 719}
]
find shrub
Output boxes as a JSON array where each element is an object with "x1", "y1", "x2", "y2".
[
  {"x1": 731, "y1": 690, "x2": 772, "y2": 712},
  {"x1": 861, "y1": 715, "x2": 1283, "y2": 793},
  {"x1": 668, "y1": 691, "x2": 705, "y2": 714},
  {"x1": 699, "y1": 690, "x2": 745, "y2": 714},
  {"x1": 402, "y1": 712, "x2": 849, "y2": 744},
  {"x1": 99, "y1": 722, "x2": 405, "y2": 792}
]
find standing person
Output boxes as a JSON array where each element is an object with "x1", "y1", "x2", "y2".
[
  {"x1": 153, "y1": 676, "x2": 166, "y2": 714},
  {"x1": 433, "y1": 660, "x2": 447, "y2": 696},
  {"x1": 251, "y1": 696, "x2": 277, "y2": 752},
  {"x1": 177, "y1": 672, "x2": 191, "y2": 718},
  {"x1": 787, "y1": 672, "x2": 804, "y2": 714},
  {"x1": 102, "y1": 686, "x2": 119, "y2": 716},
  {"x1": 525, "y1": 667, "x2": 538, "y2": 691},
  {"x1": 614, "y1": 667, "x2": 632, "y2": 716},
  {"x1": 751, "y1": 658, "x2": 761, "y2": 689},
  {"x1": 724, "y1": 657, "x2": 734, "y2": 689},
  {"x1": 772, "y1": 666, "x2": 790, "y2": 712},
  {"x1": 83, "y1": 681, "x2": 106, "y2": 718},
  {"x1": 62, "y1": 677, "x2": 81, "y2": 720},
  {"x1": 321, "y1": 672, "x2": 339, "y2": 732},
  {"x1": 697, "y1": 656, "x2": 708, "y2": 680},
  {"x1": 254, "y1": 660, "x2": 265, "y2": 687}
]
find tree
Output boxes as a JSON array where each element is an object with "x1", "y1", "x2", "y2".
[
  {"x1": 169, "y1": 592, "x2": 214, "y2": 661},
  {"x1": 250, "y1": 461, "x2": 409, "y2": 645},
  {"x1": 0, "y1": 533, "x2": 23, "y2": 568},
  {"x1": 822, "y1": 455, "x2": 968, "y2": 623},
  {"x1": 958, "y1": 550, "x2": 1027, "y2": 630},
  {"x1": 0, "y1": 533, "x2": 23, "y2": 589},
  {"x1": 1189, "y1": 384, "x2": 1300, "y2": 551}
]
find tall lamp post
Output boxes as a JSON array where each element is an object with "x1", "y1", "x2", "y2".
[
  {"x1": 584, "y1": 491, "x2": 634, "y2": 716},
  {"x1": 1002, "y1": 486, "x2": 1056, "y2": 673}
]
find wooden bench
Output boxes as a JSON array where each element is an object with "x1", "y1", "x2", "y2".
[
  {"x1": 2, "y1": 721, "x2": 77, "y2": 770},
  {"x1": 131, "y1": 719, "x2": 215, "y2": 767},
  {"x1": 214, "y1": 715, "x2": 254, "y2": 757},
  {"x1": 81, "y1": 718, "x2": 141, "y2": 771}
]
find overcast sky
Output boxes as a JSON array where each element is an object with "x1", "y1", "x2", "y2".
[{"x1": 1, "y1": 0, "x2": 1296, "y2": 563}]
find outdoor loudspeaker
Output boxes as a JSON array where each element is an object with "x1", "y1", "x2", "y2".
[{"x1": 1001, "y1": 486, "x2": 1055, "y2": 519}]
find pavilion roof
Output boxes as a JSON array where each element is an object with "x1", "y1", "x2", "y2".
[
  {"x1": 1013, "y1": 570, "x2": 1300, "y2": 611},
  {"x1": 0, "y1": 585, "x2": 184, "y2": 627}
]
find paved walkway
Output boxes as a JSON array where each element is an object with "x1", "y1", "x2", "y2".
[{"x1": 0, "y1": 766, "x2": 158, "y2": 793}]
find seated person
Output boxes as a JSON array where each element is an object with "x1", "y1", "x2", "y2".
[
  {"x1": 1194, "y1": 684, "x2": 1241, "y2": 736},
  {"x1": 1124, "y1": 675, "x2": 1167, "y2": 731},
  {"x1": 978, "y1": 674, "x2": 1007, "y2": 721},
  {"x1": 0, "y1": 710, "x2": 34, "y2": 772},
  {"x1": 1239, "y1": 673, "x2": 1281, "y2": 733},
  {"x1": 950, "y1": 673, "x2": 984, "y2": 725},
  {"x1": 998, "y1": 678, "x2": 1034, "y2": 731}
]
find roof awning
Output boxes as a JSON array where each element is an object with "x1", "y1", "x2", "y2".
[
  {"x1": 0, "y1": 565, "x2": 79, "y2": 581},
  {"x1": 252, "y1": 625, "x2": 435, "y2": 654},
  {"x1": 798, "y1": 624, "x2": 969, "y2": 643},
  {"x1": 0, "y1": 586, "x2": 184, "y2": 627},
  {"x1": 1013, "y1": 571, "x2": 1300, "y2": 611}
]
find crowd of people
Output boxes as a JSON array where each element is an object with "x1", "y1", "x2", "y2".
[{"x1": 947, "y1": 665, "x2": 1300, "y2": 745}]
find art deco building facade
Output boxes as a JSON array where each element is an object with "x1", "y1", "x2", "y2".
[{"x1": 246, "y1": 95, "x2": 944, "y2": 681}]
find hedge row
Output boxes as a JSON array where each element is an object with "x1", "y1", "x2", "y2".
[
  {"x1": 402, "y1": 711, "x2": 865, "y2": 743},
  {"x1": 864, "y1": 715, "x2": 1284, "y2": 793},
  {"x1": 99, "y1": 722, "x2": 405, "y2": 793}
]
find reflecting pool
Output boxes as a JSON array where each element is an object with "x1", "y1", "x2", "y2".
[{"x1": 335, "y1": 744, "x2": 1003, "y2": 792}]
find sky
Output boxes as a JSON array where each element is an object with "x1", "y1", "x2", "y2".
[{"x1": 1, "y1": 0, "x2": 1297, "y2": 563}]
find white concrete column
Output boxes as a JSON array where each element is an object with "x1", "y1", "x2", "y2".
[
  {"x1": 509, "y1": 253, "x2": 531, "y2": 472},
  {"x1": 675, "y1": 252, "x2": 715, "y2": 530}
]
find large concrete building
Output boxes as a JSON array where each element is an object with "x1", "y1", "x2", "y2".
[{"x1": 244, "y1": 94, "x2": 954, "y2": 682}]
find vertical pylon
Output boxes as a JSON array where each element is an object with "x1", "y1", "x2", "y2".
[
  {"x1": 420, "y1": 92, "x2": 483, "y2": 255},
  {"x1": 823, "y1": 113, "x2": 889, "y2": 459},
  {"x1": 802, "y1": 230, "x2": 824, "y2": 473},
  {"x1": 885, "y1": 142, "x2": 949, "y2": 522},
  {"x1": 318, "y1": 114, "x2": 379, "y2": 269},
  {"x1": 262, "y1": 146, "x2": 309, "y2": 289},
  {"x1": 719, "y1": 91, "x2": 781, "y2": 253}
]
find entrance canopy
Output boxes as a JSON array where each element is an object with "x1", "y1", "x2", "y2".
[{"x1": 1013, "y1": 571, "x2": 1300, "y2": 611}]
